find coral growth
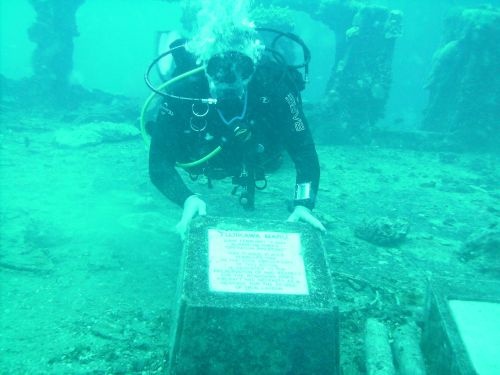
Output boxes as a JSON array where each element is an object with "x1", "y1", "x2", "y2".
[{"x1": 354, "y1": 217, "x2": 410, "y2": 247}]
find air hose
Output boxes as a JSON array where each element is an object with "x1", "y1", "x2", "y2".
[{"x1": 139, "y1": 66, "x2": 222, "y2": 169}]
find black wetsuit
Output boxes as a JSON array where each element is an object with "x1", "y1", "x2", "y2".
[{"x1": 148, "y1": 61, "x2": 320, "y2": 210}]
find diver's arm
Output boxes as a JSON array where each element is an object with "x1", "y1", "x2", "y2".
[
  {"x1": 148, "y1": 108, "x2": 194, "y2": 207},
  {"x1": 277, "y1": 91, "x2": 325, "y2": 232},
  {"x1": 279, "y1": 92, "x2": 320, "y2": 210},
  {"x1": 149, "y1": 103, "x2": 207, "y2": 240}
]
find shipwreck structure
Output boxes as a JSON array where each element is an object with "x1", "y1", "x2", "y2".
[
  {"x1": 28, "y1": 0, "x2": 85, "y2": 103},
  {"x1": 422, "y1": 6, "x2": 500, "y2": 150}
]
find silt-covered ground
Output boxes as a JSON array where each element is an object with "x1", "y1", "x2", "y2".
[{"x1": 0, "y1": 112, "x2": 499, "y2": 373}]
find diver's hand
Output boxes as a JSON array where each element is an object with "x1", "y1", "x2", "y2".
[
  {"x1": 287, "y1": 205, "x2": 326, "y2": 233},
  {"x1": 175, "y1": 195, "x2": 207, "y2": 240}
]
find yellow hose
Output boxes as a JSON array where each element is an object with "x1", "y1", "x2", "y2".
[{"x1": 140, "y1": 66, "x2": 222, "y2": 169}]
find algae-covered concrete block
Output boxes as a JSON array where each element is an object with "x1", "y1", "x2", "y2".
[
  {"x1": 168, "y1": 217, "x2": 339, "y2": 374},
  {"x1": 422, "y1": 277, "x2": 500, "y2": 375}
]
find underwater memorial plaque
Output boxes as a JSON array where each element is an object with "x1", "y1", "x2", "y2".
[
  {"x1": 449, "y1": 300, "x2": 500, "y2": 375},
  {"x1": 168, "y1": 217, "x2": 339, "y2": 375},
  {"x1": 422, "y1": 277, "x2": 500, "y2": 375},
  {"x1": 208, "y1": 229, "x2": 308, "y2": 295}
]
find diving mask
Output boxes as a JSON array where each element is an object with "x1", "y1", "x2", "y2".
[
  {"x1": 205, "y1": 51, "x2": 255, "y2": 99},
  {"x1": 206, "y1": 51, "x2": 255, "y2": 83}
]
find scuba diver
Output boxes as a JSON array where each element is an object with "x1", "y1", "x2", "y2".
[{"x1": 143, "y1": 24, "x2": 326, "y2": 239}]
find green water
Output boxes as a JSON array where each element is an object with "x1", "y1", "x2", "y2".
[{"x1": 1, "y1": 1, "x2": 498, "y2": 373}]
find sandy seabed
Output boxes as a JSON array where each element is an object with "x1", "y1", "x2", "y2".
[{"x1": 1, "y1": 115, "x2": 499, "y2": 374}]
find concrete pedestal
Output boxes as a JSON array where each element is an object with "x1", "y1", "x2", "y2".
[
  {"x1": 168, "y1": 217, "x2": 339, "y2": 374},
  {"x1": 422, "y1": 277, "x2": 500, "y2": 375}
]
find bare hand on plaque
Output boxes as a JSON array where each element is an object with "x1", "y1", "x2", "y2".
[
  {"x1": 287, "y1": 206, "x2": 326, "y2": 233},
  {"x1": 176, "y1": 195, "x2": 207, "y2": 240}
]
